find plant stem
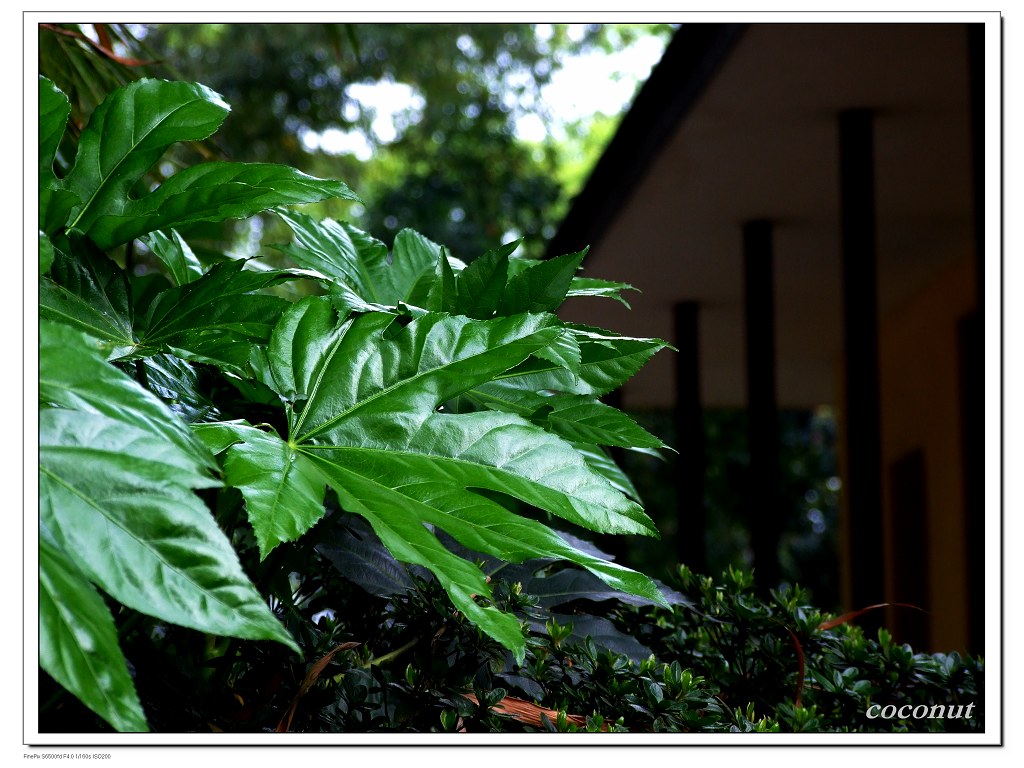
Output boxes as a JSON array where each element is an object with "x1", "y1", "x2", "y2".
[{"x1": 362, "y1": 638, "x2": 418, "y2": 669}]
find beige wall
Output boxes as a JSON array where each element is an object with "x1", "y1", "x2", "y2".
[
  {"x1": 877, "y1": 252, "x2": 976, "y2": 652},
  {"x1": 837, "y1": 253, "x2": 976, "y2": 652}
]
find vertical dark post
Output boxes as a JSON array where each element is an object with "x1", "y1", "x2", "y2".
[
  {"x1": 839, "y1": 109, "x2": 885, "y2": 616},
  {"x1": 962, "y1": 22, "x2": 986, "y2": 655},
  {"x1": 674, "y1": 301, "x2": 706, "y2": 572},
  {"x1": 743, "y1": 220, "x2": 781, "y2": 589}
]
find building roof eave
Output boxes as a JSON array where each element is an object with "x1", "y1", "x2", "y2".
[{"x1": 545, "y1": 23, "x2": 747, "y2": 259}]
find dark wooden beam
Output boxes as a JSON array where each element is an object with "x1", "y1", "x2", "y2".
[
  {"x1": 743, "y1": 220, "x2": 781, "y2": 589},
  {"x1": 674, "y1": 301, "x2": 706, "y2": 572},
  {"x1": 838, "y1": 109, "x2": 885, "y2": 615}
]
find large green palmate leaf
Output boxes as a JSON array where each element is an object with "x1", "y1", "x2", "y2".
[
  {"x1": 39, "y1": 321, "x2": 300, "y2": 731},
  {"x1": 199, "y1": 297, "x2": 665, "y2": 662}
]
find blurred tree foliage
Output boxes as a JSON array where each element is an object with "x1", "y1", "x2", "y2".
[{"x1": 117, "y1": 22, "x2": 675, "y2": 260}]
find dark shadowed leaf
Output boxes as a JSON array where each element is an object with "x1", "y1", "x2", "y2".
[
  {"x1": 525, "y1": 567, "x2": 692, "y2": 609},
  {"x1": 138, "y1": 353, "x2": 220, "y2": 423},
  {"x1": 316, "y1": 516, "x2": 418, "y2": 597}
]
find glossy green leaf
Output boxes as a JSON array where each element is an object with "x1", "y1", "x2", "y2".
[
  {"x1": 39, "y1": 77, "x2": 77, "y2": 232},
  {"x1": 272, "y1": 211, "x2": 387, "y2": 300},
  {"x1": 467, "y1": 388, "x2": 667, "y2": 450},
  {"x1": 396, "y1": 229, "x2": 458, "y2": 307},
  {"x1": 288, "y1": 308, "x2": 561, "y2": 443},
  {"x1": 39, "y1": 526, "x2": 148, "y2": 733},
  {"x1": 497, "y1": 248, "x2": 588, "y2": 315},
  {"x1": 192, "y1": 419, "x2": 256, "y2": 456},
  {"x1": 39, "y1": 231, "x2": 55, "y2": 276},
  {"x1": 264, "y1": 296, "x2": 348, "y2": 403},
  {"x1": 347, "y1": 500, "x2": 527, "y2": 661},
  {"x1": 40, "y1": 408, "x2": 296, "y2": 652},
  {"x1": 87, "y1": 162, "x2": 358, "y2": 249},
  {"x1": 309, "y1": 410, "x2": 658, "y2": 537},
  {"x1": 134, "y1": 259, "x2": 291, "y2": 371},
  {"x1": 197, "y1": 421, "x2": 327, "y2": 560},
  {"x1": 39, "y1": 244, "x2": 136, "y2": 356},
  {"x1": 39, "y1": 322, "x2": 213, "y2": 469},
  {"x1": 531, "y1": 327, "x2": 581, "y2": 373},
  {"x1": 39, "y1": 76, "x2": 70, "y2": 180},
  {"x1": 454, "y1": 240, "x2": 516, "y2": 319},
  {"x1": 537, "y1": 396, "x2": 668, "y2": 450},
  {"x1": 38, "y1": 321, "x2": 298, "y2": 654},
  {"x1": 143, "y1": 229, "x2": 203, "y2": 286},
  {"x1": 567, "y1": 276, "x2": 637, "y2": 308},
  {"x1": 62, "y1": 79, "x2": 230, "y2": 238},
  {"x1": 273, "y1": 212, "x2": 453, "y2": 309},
  {"x1": 496, "y1": 324, "x2": 673, "y2": 396},
  {"x1": 573, "y1": 443, "x2": 643, "y2": 503},
  {"x1": 424, "y1": 246, "x2": 457, "y2": 313},
  {"x1": 308, "y1": 440, "x2": 664, "y2": 596},
  {"x1": 395, "y1": 227, "x2": 450, "y2": 273}
]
